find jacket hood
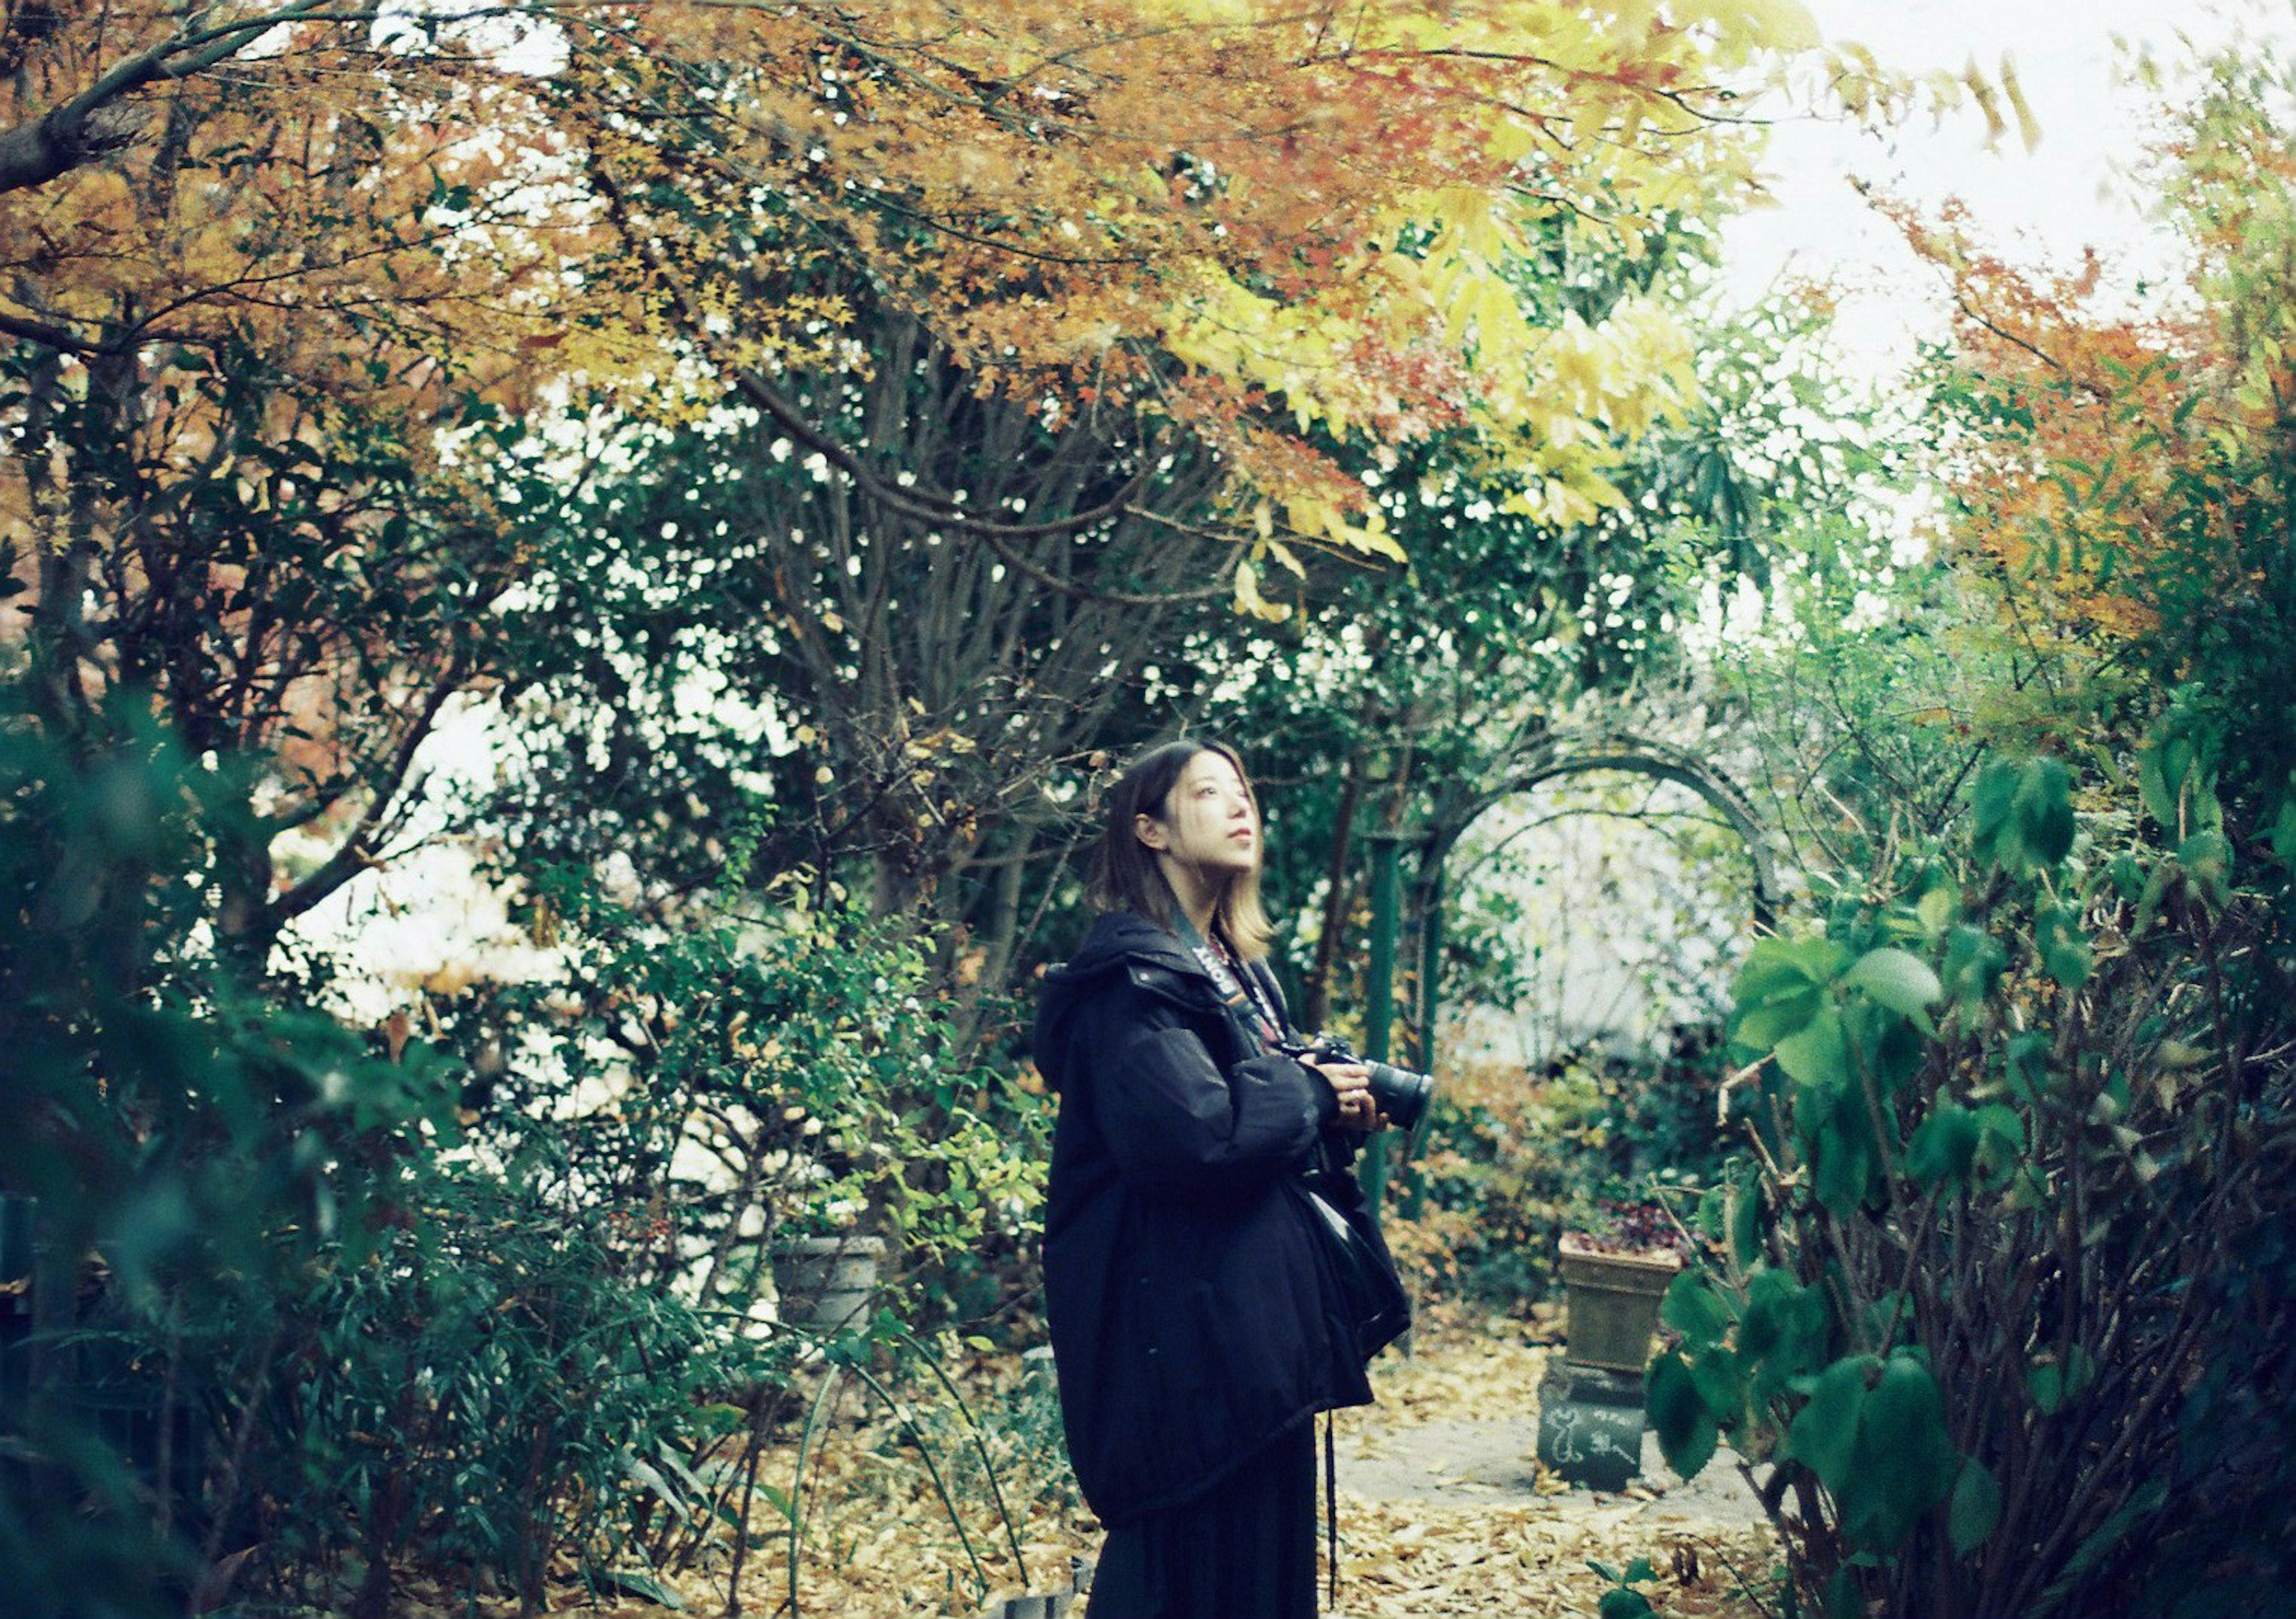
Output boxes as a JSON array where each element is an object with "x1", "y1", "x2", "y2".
[
  {"x1": 1048, "y1": 909, "x2": 1198, "y2": 982},
  {"x1": 1034, "y1": 911, "x2": 1205, "y2": 1090}
]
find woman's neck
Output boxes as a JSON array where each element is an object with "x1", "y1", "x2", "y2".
[{"x1": 1161, "y1": 862, "x2": 1220, "y2": 945}]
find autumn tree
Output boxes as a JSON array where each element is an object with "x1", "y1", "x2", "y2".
[
  {"x1": 5, "y1": 1, "x2": 1892, "y2": 976},
  {"x1": 1891, "y1": 47, "x2": 2296, "y2": 837}
]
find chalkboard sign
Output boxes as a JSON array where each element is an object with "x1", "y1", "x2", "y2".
[{"x1": 1535, "y1": 1363, "x2": 1646, "y2": 1492}]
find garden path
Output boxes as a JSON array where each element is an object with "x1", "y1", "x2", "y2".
[{"x1": 1313, "y1": 1318, "x2": 1779, "y2": 1619}]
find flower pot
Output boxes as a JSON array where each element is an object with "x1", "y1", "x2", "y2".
[
  {"x1": 1557, "y1": 1235, "x2": 1681, "y2": 1374},
  {"x1": 771, "y1": 1234, "x2": 887, "y2": 1333}
]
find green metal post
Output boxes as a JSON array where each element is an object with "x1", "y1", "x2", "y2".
[
  {"x1": 1400, "y1": 857, "x2": 1444, "y2": 1221},
  {"x1": 1361, "y1": 829, "x2": 1404, "y2": 1214},
  {"x1": 1416, "y1": 858, "x2": 1444, "y2": 1078}
]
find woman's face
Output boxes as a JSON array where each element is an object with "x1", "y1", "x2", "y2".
[{"x1": 1138, "y1": 749, "x2": 1260, "y2": 878}]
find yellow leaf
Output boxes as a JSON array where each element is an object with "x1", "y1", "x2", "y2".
[{"x1": 1233, "y1": 557, "x2": 1289, "y2": 621}]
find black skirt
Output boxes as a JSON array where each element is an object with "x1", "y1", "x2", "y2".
[{"x1": 1087, "y1": 1421, "x2": 1318, "y2": 1619}]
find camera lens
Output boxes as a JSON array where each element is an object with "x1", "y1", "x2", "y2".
[{"x1": 1364, "y1": 1060, "x2": 1433, "y2": 1134}]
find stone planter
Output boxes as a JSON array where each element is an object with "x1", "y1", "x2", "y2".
[
  {"x1": 1556, "y1": 1235, "x2": 1681, "y2": 1374},
  {"x1": 771, "y1": 1234, "x2": 887, "y2": 1333},
  {"x1": 1537, "y1": 1235, "x2": 1684, "y2": 1490}
]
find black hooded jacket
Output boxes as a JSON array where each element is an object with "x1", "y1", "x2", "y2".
[{"x1": 1033, "y1": 911, "x2": 1387, "y2": 1526}]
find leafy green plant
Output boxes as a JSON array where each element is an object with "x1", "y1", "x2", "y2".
[
  {"x1": 215, "y1": 1166, "x2": 767, "y2": 1617},
  {"x1": 1589, "y1": 1554, "x2": 1662, "y2": 1619},
  {"x1": 1648, "y1": 749, "x2": 2295, "y2": 1618},
  {"x1": 0, "y1": 694, "x2": 464, "y2": 1615},
  {"x1": 452, "y1": 863, "x2": 1049, "y2": 1328}
]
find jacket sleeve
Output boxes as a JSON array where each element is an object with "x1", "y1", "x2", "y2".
[{"x1": 1085, "y1": 983, "x2": 1336, "y2": 1196}]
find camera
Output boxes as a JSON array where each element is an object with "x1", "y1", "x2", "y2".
[{"x1": 1281, "y1": 1033, "x2": 1435, "y2": 1135}]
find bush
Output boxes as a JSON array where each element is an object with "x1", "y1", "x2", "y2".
[
  {"x1": 223, "y1": 1166, "x2": 762, "y2": 1616},
  {"x1": 1651, "y1": 751, "x2": 2296, "y2": 1618},
  {"x1": 1391, "y1": 1027, "x2": 1733, "y2": 1314},
  {"x1": 0, "y1": 696, "x2": 460, "y2": 1615},
  {"x1": 0, "y1": 691, "x2": 1050, "y2": 1614}
]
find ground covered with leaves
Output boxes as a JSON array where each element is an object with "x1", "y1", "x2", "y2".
[{"x1": 367, "y1": 1313, "x2": 1781, "y2": 1619}]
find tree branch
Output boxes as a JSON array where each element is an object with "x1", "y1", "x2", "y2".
[
  {"x1": 266, "y1": 651, "x2": 468, "y2": 928},
  {"x1": 0, "y1": 0, "x2": 362, "y2": 196}
]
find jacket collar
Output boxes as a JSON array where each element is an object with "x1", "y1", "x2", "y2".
[{"x1": 1044, "y1": 910, "x2": 1205, "y2": 988}]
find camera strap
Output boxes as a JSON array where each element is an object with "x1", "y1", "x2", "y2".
[{"x1": 1172, "y1": 912, "x2": 1283, "y2": 1047}]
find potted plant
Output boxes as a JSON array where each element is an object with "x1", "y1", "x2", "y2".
[
  {"x1": 1556, "y1": 1198, "x2": 1687, "y2": 1375},
  {"x1": 770, "y1": 1221, "x2": 888, "y2": 1334}
]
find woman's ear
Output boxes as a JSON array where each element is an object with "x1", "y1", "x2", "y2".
[{"x1": 1134, "y1": 811, "x2": 1167, "y2": 852}]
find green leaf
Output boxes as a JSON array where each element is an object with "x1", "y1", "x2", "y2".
[
  {"x1": 2020, "y1": 757, "x2": 2078, "y2": 866},
  {"x1": 2270, "y1": 787, "x2": 2296, "y2": 870},
  {"x1": 1788, "y1": 1355, "x2": 1874, "y2": 1492},
  {"x1": 592, "y1": 1568, "x2": 686, "y2": 1608},
  {"x1": 1940, "y1": 925, "x2": 2008, "y2": 1006},
  {"x1": 1662, "y1": 1269, "x2": 1733, "y2": 1345},
  {"x1": 1971, "y1": 759, "x2": 2023, "y2": 869},
  {"x1": 1648, "y1": 1350, "x2": 1720, "y2": 1480},
  {"x1": 1732, "y1": 937, "x2": 1850, "y2": 1050},
  {"x1": 1687, "y1": 1342, "x2": 1747, "y2": 1419},
  {"x1": 1949, "y1": 1459, "x2": 2001, "y2": 1555},
  {"x1": 1733, "y1": 977, "x2": 1824, "y2": 1051},
  {"x1": 1729, "y1": 1174, "x2": 1765, "y2": 1271},
  {"x1": 2176, "y1": 829, "x2": 2234, "y2": 908},
  {"x1": 1915, "y1": 882, "x2": 1959, "y2": 937},
  {"x1": 1811, "y1": 1111, "x2": 1875, "y2": 1218},
  {"x1": 621, "y1": 1454, "x2": 691, "y2": 1522},
  {"x1": 1906, "y1": 1104, "x2": 1981, "y2": 1190},
  {"x1": 1854, "y1": 1352, "x2": 1959, "y2": 1545},
  {"x1": 1776, "y1": 1006, "x2": 1850, "y2": 1093},
  {"x1": 2028, "y1": 1357, "x2": 2067, "y2": 1415},
  {"x1": 1739, "y1": 1269, "x2": 1829, "y2": 1386},
  {"x1": 1972, "y1": 756, "x2": 2075, "y2": 874},
  {"x1": 1843, "y1": 947, "x2": 1943, "y2": 1016},
  {"x1": 2036, "y1": 905, "x2": 2093, "y2": 991}
]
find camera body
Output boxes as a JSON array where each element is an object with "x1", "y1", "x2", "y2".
[{"x1": 1280, "y1": 1033, "x2": 1434, "y2": 1135}]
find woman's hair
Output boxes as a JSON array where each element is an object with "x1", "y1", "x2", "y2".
[{"x1": 1093, "y1": 738, "x2": 1273, "y2": 960}]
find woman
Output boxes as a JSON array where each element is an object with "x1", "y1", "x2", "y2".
[{"x1": 1033, "y1": 738, "x2": 1405, "y2": 1618}]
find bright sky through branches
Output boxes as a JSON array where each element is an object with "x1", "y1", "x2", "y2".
[{"x1": 1721, "y1": 0, "x2": 2296, "y2": 374}]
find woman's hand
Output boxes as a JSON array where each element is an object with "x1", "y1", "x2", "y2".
[{"x1": 1306, "y1": 1060, "x2": 1384, "y2": 1134}]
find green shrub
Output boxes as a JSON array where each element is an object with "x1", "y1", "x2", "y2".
[
  {"x1": 0, "y1": 696, "x2": 460, "y2": 1615},
  {"x1": 0, "y1": 692, "x2": 1048, "y2": 1614},
  {"x1": 1650, "y1": 749, "x2": 2296, "y2": 1618}
]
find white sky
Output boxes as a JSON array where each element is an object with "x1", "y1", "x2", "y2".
[{"x1": 1718, "y1": 0, "x2": 2296, "y2": 372}]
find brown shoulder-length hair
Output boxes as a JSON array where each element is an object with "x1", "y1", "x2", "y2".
[{"x1": 1092, "y1": 738, "x2": 1274, "y2": 961}]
